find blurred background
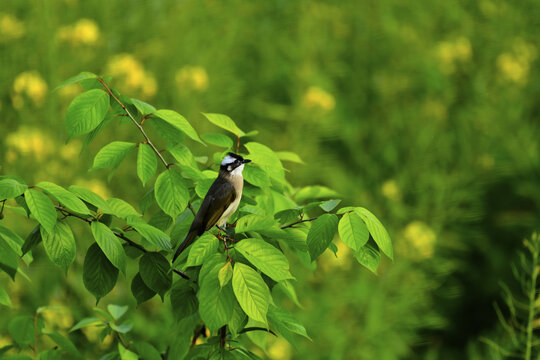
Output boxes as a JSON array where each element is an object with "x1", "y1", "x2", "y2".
[{"x1": 1, "y1": 0, "x2": 540, "y2": 359}]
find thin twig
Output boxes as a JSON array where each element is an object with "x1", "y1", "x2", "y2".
[
  {"x1": 173, "y1": 269, "x2": 190, "y2": 280},
  {"x1": 97, "y1": 78, "x2": 169, "y2": 169},
  {"x1": 280, "y1": 217, "x2": 318, "y2": 229},
  {"x1": 113, "y1": 231, "x2": 147, "y2": 253}
]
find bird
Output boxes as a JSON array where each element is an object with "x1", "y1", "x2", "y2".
[{"x1": 172, "y1": 152, "x2": 251, "y2": 262}]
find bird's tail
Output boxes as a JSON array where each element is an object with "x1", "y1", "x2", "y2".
[{"x1": 172, "y1": 230, "x2": 197, "y2": 262}]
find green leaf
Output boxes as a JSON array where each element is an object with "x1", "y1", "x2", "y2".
[
  {"x1": 107, "y1": 304, "x2": 128, "y2": 320},
  {"x1": 244, "y1": 142, "x2": 285, "y2": 182},
  {"x1": 0, "y1": 178, "x2": 27, "y2": 200},
  {"x1": 153, "y1": 109, "x2": 203, "y2": 144},
  {"x1": 354, "y1": 207, "x2": 393, "y2": 260},
  {"x1": 43, "y1": 329, "x2": 81, "y2": 357},
  {"x1": 195, "y1": 177, "x2": 215, "y2": 199},
  {"x1": 167, "y1": 144, "x2": 195, "y2": 166},
  {"x1": 268, "y1": 305, "x2": 310, "y2": 341},
  {"x1": 236, "y1": 214, "x2": 275, "y2": 233},
  {"x1": 306, "y1": 214, "x2": 338, "y2": 260},
  {"x1": 8, "y1": 315, "x2": 35, "y2": 346},
  {"x1": 53, "y1": 71, "x2": 97, "y2": 92},
  {"x1": 235, "y1": 238, "x2": 294, "y2": 281},
  {"x1": 274, "y1": 280, "x2": 302, "y2": 308},
  {"x1": 131, "y1": 273, "x2": 156, "y2": 305},
  {"x1": 137, "y1": 144, "x2": 157, "y2": 186},
  {"x1": 170, "y1": 281, "x2": 198, "y2": 321},
  {"x1": 83, "y1": 243, "x2": 119, "y2": 303},
  {"x1": 127, "y1": 218, "x2": 171, "y2": 250},
  {"x1": 218, "y1": 262, "x2": 234, "y2": 288},
  {"x1": 68, "y1": 185, "x2": 112, "y2": 213},
  {"x1": 81, "y1": 113, "x2": 114, "y2": 153},
  {"x1": 202, "y1": 113, "x2": 245, "y2": 137},
  {"x1": 131, "y1": 98, "x2": 156, "y2": 115},
  {"x1": 150, "y1": 117, "x2": 185, "y2": 145},
  {"x1": 201, "y1": 133, "x2": 234, "y2": 148},
  {"x1": 139, "y1": 252, "x2": 172, "y2": 299},
  {"x1": 186, "y1": 234, "x2": 219, "y2": 267},
  {"x1": 107, "y1": 198, "x2": 141, "y2": 219},
  {"x1": 276, "y1": 151, "x2": 304, "y2": 164},
  {"x1": 198, "y1": 260, "x2": 235, "y2": 332},
  {"x1": 0, "y1": 236, "x2": 19, "y2": 279},
  {"x1": 243, "y1": 165, "x2": 271, "y2": 188},
  {"x1": 65, "y1": 88, "x2": 109, "y2": 138},
  {"x1": 134, "y1": 342, "x2": 161, "y2": 360},
  {"x1": 295, "y1": 185, "x2": 339, "y2": 203},
  {"x1": 36, "y1": 182, "x2": 91, "y2": 215},
  {"x1": 154, "y1": 169, "x2": 189, "y2": 218},
  {"x1": 92, "y1": 141, "x2": 136, "y2": 170},
  {"x1": 338, "y1": 212, "x2": 369, "y2": 251},
  {"x1": 355, "y1": 241, "x2": 381, "y2": 274},
  {"x1": 91, "y1": 222, "x2": 127, "y2": 274},
  {"x1": 69, "y1": 317, "x2": 102, "y2": 332},
  {"x1": 24, "y1": 189, "x2": 57, "y2": 233},
  {"x1": 0, "y1": 224, "x2": 23, "y2": 255},
  {"x1": 319, "y1": 199, "x2": 341, "y2": 212},
  {"x1": 232, "y1": 263, "x2": 270, "y2": 324},
  {"x1": 118, "y1": 343, "x2": 139, "y2": 360},
  {"x1": 37, "y1": 349, "x2": 62, "y2": 360},
  {"x1": 229, "y1": 301, "x2": 248, "y2": 338},
  {"x1": 0, "y1": 287, "x2": 12, "y2": 308},
  {"x1": 148, "y1": 210, "x2": 173, "y2": 232},
  {"x1": 40, "y1": 222, "x2": 76, "y2": 273}
]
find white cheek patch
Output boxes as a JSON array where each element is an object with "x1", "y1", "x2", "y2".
[
  {"x1": 221, "y1": 155, "x2": 236, "y2": 166},
  {"x1": 230, "y1": 164, "x2": 244, "y2": 176}
]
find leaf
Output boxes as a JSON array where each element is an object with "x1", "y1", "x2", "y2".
[
  {"x1": 131, "y1": 273, "x2": 156, "y2": 305},
  {"x1": 83, "y1": 243, "x2": 119, "y2": 303},
  {"x1": 167, "y1": 144, "x2": 194, "y2": 167},
  {"x1": 69, "y1": 317, "x2": 102, "y2": 332},
  {"x1": 354, "y1": 207, "x2": 393, "y2": 260},
  {"x1": 134, "y1": 343, "x2": 161, "y2": 360},
  {"x1": 107, "y1": 304, "x2": 128, "y2": 320},
  {"x1": 139, "y1": 252, "x2": 172, "y2": 299},
  {"x1": 202, "y1": 113, "x2": 245, "y2": 137},
  {"x1": 295, "y1": 186, "x2": 339, "y2": 203},
  {"x1": 24, "y1": 189, "x2": 57, "y2": 233},
  {"x1": 8, "y1": 316, "x2": 35, "y2": 346},
  {"x1": 127, "y1": 218, "x2": 171, "y2": 250},
  {"x1": 81, "y1": 113, "x2": 114, "y2": 152},
  {"x1": 154, "y1": 169, "x2": 189, "y2": 218},
  {"x1": 43, "y1": 329, "x2": 81, "y2": 357},
  {"x1": 91, "y1": 222, "x2": 127, "y2": 274},
  {"x1": 218, "y1": 262, "x2": 233, "y2": 288},
  {"x1": 170, "y1": 281, "x2": 198, "y2": 321},
  {"x1": 118, "y1": 343, "x2": 138, "y2": 360},
  {"x1": 236, "y1": 214, "x2": 275, "y2": 233},
  {"x1": 107, "y1": 198, "x2": 141, "y2": 219},
  {"x1": 229, "y1": 301, "x2": 247, "y2": 338},
  {"x1": 319, "y1": 199, "x2": 341, "y2": 212},
  {"x1": 65, "y1": 89, "x2": 110, "y2": 138},
  {"x1": 53, "y1": 71, "x2": 97, "y2": 92},
  {"x1": 68, "y1": 185, "x2": 112, "y2": 213},
  {"x1": 274, "y1": 280, "x2": 302, "y2": 308},
  {"x1": 232, "y1": 263, "x2": 270, "y2": 324},
  {"x1": 198, "y1": 261, "x2": 235, "y2": 332},
  {"x1": 92, "y1": 141, "x2": 136, "y2": 170},
  {"x1": 0, "y1": 178, "x2": 27, "y2": 200},
  {"x1": 150, "y1": 117, "x2": 185, "y2": 145},
  {"x1": 268, "y1": 305, "x2": 310, "y2": 342},
  {"x1": 276, "y1": 151, "x2": 304, "y2": 164},
  {"x1": 306, "y1": 214, "x2": 338, "y2": 260},
  {"x1": 36, "y1": 182, "x2": 91, "y2": 215},
  {"x1": 137, "y1": 144, "x2": 157, "y2": 186},
  {"x1": 235, "y1": 238, "x2": 294, "y2": 281},
  {"x1": 131, "y1": 98, "x2": 156, "y2": 115},
  {"x1": 195, "y1": 178, "x2": 215, "y2": 199},
  {"x1": 153, "y1": 109, "x2": 203, "y2": 144},
  {"x1": 40, "y1": 222, "x2": 76, "y2": 273},
  {"x1": 186, "y1": 234, "x2": 219, "y2": 267},
  {"x1": 0, "y1": 287, "x2": 12, "y2": 308},
  {"x1": 354, "y1": 241, "x2": 381, "y2": 274},
  {"x1": 338, "y1": 212, "x2": 369, "y2": 251},
  {"x1": 201, "y1": 133, "x2": 234, "y2": 148},
  {"x1": 0, "y1": 236, "x2": 19, "y2": 279},
  {"x1": 243, "y1": 166, "x2": 271, "y2": 188},
  {"x1": 0, "y1": 224, "x2": 23, "y2": 255},
  {"x1": 244, "y1": 142, "x2": 285, "y2": 182}
]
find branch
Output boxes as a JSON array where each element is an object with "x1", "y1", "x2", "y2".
[
  {"x1": 239, "y1": 327, "x2": 276, "y2": 336},
  {"x1": 173, "y1": 269, "x2": 190, "y2": 280},
  {"x1": 280, "y1": 217, "x2": 318, "y2": 229},
  {"x1": 97, "y1": 77, "x2": 169, "y2": 169}
]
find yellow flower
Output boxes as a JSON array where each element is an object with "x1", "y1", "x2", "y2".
[
  {"x1": 5, "y1": 126, "x2": 55, "y2": 161},
  {"x1": 303, "y1": 86, "x2": 335, "y2": 111},
  {"x1": 401, "y1": 221, "x2": 436, "y2": 260},
  {"x1": 12, "y1": 71, "x2": 48, "y2": 108},
  {"x1": 381, "y1": 179, "x2": 401, "y2": 202},
  {"x1": 497, "y1": 40, "x2": 537, "y2": 85},
  {"x1": 106, "y1": 54, "x2": 157, "y2": 99},
  {"x1": 75, "y1": 178, "x2": 111, "y2": 199},
  {"x1": 0, "y1": 13, "x2": 25, "y2": 41},
  {"x1": 57, "y1": 18, "x2": 100, "y2": 46},
  {"x1": 175, "y1": 66, "x2": 209, "y2": 92},
  {"x1": 435, "y1": 37, "x2": 472, "y2": 74}
]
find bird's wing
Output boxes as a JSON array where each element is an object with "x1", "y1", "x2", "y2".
[{"x1": 191, "y1": 176, "x2": 236, "y2": 235}]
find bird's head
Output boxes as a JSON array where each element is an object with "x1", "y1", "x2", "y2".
[{"x1": 220, "y1": 152, "x2": 251, "y2": 176}]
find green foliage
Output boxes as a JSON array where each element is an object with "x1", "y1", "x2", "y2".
[{"x1": 0, "y1": 74, "x2": 392, "y2": 359}]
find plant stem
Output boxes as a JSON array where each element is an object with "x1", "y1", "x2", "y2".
[
  {"x1": 280, "y1": 217, "x2": 318, "y2": 229},
  {"x1": 97, "y1": 77, "x2": 169, "y2": 169}
]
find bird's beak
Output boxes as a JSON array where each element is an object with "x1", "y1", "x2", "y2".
[{"x1": 242, "y1": 159, "x2": 252, "y2": 164}]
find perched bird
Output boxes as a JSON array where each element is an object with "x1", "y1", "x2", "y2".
[{"x1": 172, "y1": 152, "x2": 251, "y2": 262}]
